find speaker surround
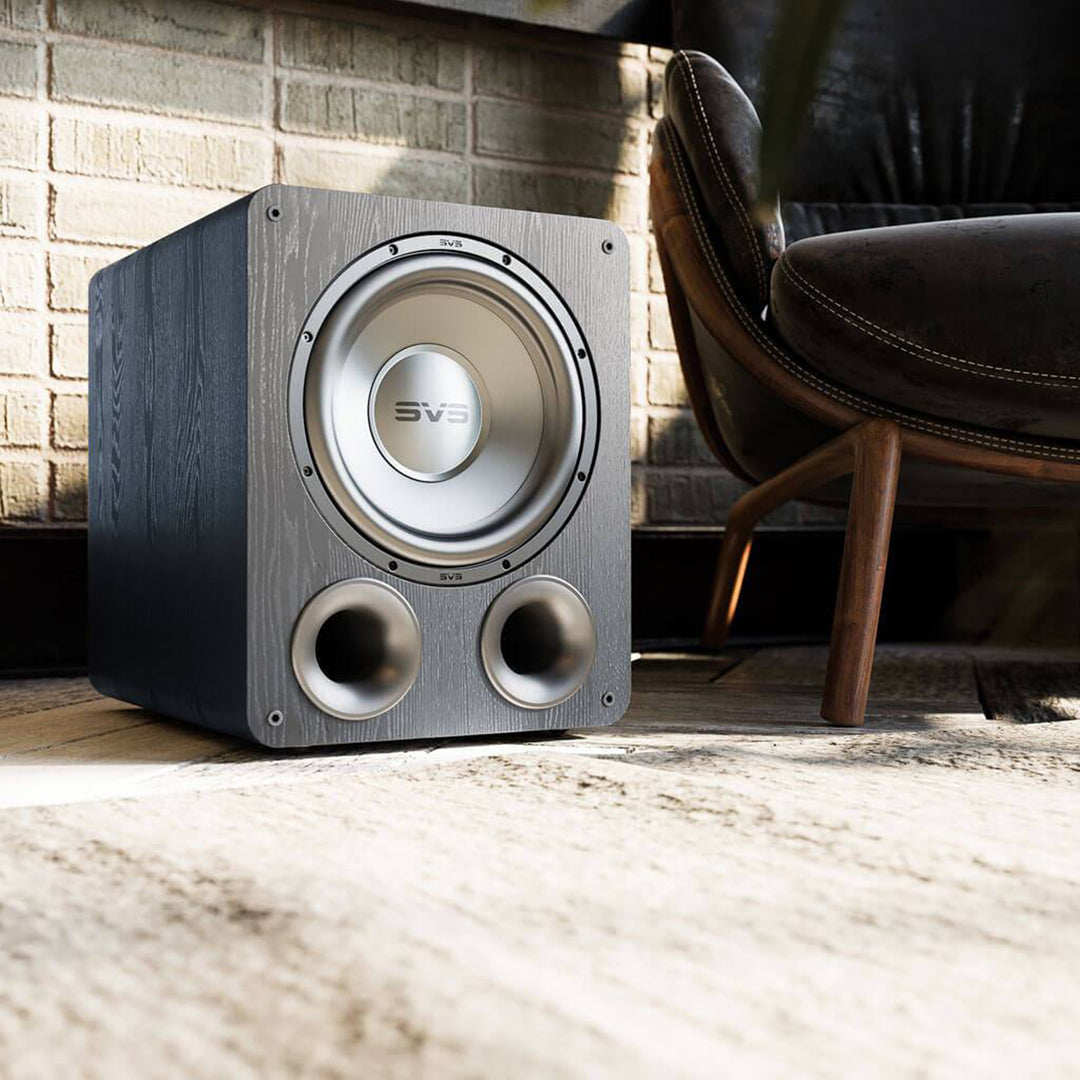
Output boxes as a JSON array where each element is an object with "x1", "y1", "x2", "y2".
[
  {"x1": 89, "y1": 185, "x2": 629, "y2": 748},
  {"x1": 293, "y1": 233, "x2": 598, "y2": 582}
]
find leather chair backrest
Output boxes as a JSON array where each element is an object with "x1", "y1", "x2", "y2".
[{"x1": 672, "y1": 0, "x2": 1080, "y2": 242}]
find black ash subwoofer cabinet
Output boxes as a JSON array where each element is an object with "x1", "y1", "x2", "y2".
[{"x1": 88, "y1": 186, "x2": 630, "y2": 747}]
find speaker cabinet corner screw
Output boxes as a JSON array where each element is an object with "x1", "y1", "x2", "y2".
[
  {"x1": 602, "y1": 239, "x2": 614, "y2": 254},
  {"x1": 266, "y1": 206, "x2": 282, "y2": 222},
  {"x1": 266, "y1": 709, "x2": 284, "y2": 726}
]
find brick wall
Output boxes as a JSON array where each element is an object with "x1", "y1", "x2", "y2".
[{"x1": 0, "y1": 0, "x2": 746, "y2": 528}]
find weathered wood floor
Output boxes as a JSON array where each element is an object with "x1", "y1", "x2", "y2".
[{"x1": 0, "y1": 646, "x2": 1078, "y2": 1078}]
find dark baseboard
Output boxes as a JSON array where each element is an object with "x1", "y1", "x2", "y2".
[
  {"x1": 632, "y1": 522, "x2": 1080, "y2": 650},
  {"x1": 633, "y1": 524, "x2": 984, "y2": 650},
  {"x1": 1, "y1": 522, "x2": 1065, "y2": 675},
  {"x1": 379, "y1": 0, "x2": 671, "y2": 44},
  {"x1": 0, "y1": 528, "x2": 89, "y2": 677}
]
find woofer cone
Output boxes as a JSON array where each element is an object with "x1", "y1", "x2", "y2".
[
  {"x1": 290, "y1": 234, "x2": 600, "y2": 585},
  {"x1": 480, "y1": 576, "x2": 596, "y2": 709},
  {"x1": 291, "y1": 579, "x2": 421, "y2": 720}
]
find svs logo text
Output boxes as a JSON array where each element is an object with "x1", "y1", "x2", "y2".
[{"x1": 394, "y1": 401, "x2": 471, "y2": 424}]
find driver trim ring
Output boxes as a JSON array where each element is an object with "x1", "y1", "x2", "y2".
[{"x1": 287, "y1": 232, "x2": 600, "y2": 587}]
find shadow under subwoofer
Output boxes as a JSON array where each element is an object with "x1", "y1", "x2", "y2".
[{"x1": 89, "y1": 184, "x2": 630, "y2": 747}]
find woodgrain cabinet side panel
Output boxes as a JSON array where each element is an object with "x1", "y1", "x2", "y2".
[{"x1": 88, "y1": 197, "x2": 253, "y2": 736}]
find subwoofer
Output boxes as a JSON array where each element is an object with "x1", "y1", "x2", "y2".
[{"x1": 88, "y1": 186, "x2": 630, "y2": 747}]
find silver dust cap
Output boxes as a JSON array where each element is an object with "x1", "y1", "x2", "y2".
[{"x1": 370, "y1": 345, "x2": 487, "y2": 482}]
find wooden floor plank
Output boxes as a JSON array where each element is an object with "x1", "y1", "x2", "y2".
[
  {"x1": 720, "y1": 644, "x2": 984, "y2": 705},
  {"x1": 626, "y1": 652, "x2": 743, "y2": 690},
  {"x1": 0, "y1": 696, "x2": 150, "y2": 759},
  {"x1": 0, "y1": 676, "x2": 98, "y2": 720},
  {"x1": 975, "y1": 656, "x2": 1080, "y2": 724},
  {"x1": 0, "y1": 646, "x2": 1073, "y2": 808}
]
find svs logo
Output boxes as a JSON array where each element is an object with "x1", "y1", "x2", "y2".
[
  {"x1": 439, "y1": 238, "x2": 464, "y2": 248},
  {"x1": 394, "y1": 401, "x2": 470, "y2": 424}
]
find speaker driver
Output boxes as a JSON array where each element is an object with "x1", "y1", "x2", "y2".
[
  {"x1": 480, "y1": 576, "x2": 597, "y2": 709},
  {"x1": 291, "y1": 579, "x2": 421, "y2": 720},
  {"x1": 291, "y1": 234, "x2": 599, "y2": 584}
]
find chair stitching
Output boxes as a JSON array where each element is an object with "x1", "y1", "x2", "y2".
[
  {"x1": 665, "y1": 132, "x2": 1080, "y2": 459},
  {"x1": 779, "y1": 253, "x2": 1080, "y2": 384},
  {"x1": 659, "y1": 123, "x2": 1080, "y2": 462},
  {"x1": 675, "y1": 51, "x2": 767, "y2": 306}
]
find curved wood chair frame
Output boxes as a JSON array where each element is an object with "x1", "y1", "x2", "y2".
[{"x1": 649, "y1": 125, "x2": 1080, "y2": 726}]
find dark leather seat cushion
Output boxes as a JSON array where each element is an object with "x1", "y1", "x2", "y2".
[{"x1": 769, "y1": 215, "x2": 1080, "y2": 441}]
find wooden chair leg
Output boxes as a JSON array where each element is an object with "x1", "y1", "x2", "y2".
[
  {"x1": 702, "y1": 519, "x2": 753, "y2": 649},
  {"x1": 821, "y1": 422, "x2": 902, "y2": 726},
  {"x1": 701, "y1": 420, "x2": 902, "y2": 725}
]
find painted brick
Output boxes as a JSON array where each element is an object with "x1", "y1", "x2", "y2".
[
  {"x1": 281, "y1": 144, "x2": 466, "y2": 203},
  {"x1": 630, "y1": 411, "x2": 648, "y2": 463},
  {"x1": 629, "y1": 353, "x2": 647, "y2": 406},
  {"x1": 763, "y1": 503, "x2": 801, "y2": 526},
  {"x1": 630, "y1": 466, "x2": 646, "y2": 526},
  {"x1": 475, "y1": 100, "x2": 643, "y2": 175},
  {"x1": 280, "y1": 79, "x2": 465, "y2": 152},
  {"x1": 54, "y1": 0, "x2": 263, "y2": 62},
  {"x1": 648, "y1": 412, "x2": 714, "y2": 466},
  {"x1": 0, "y1": 385, "x2": 44, "y2": 446},
  {"x1": 50, "y1": 322, "x2": 87, "y2": 378},
  {"x1": 0, "y1": 460, "x2": 44, "y2": 519},
  {"x1": 0, "y1": 111, "x2": 38, "y2": 169},
  {"x1": 645, "y1": 469, "x2": 748, "y2": 525},
  {"x1": 0, "y1": 245, "x2": 40, "y2": 309},
  {"x1": 52, "y1": 42, "x2": 265, "y2": 125},
  {"x1": 0, "y1": 0, "x2": 723, "y2": 527},
  {"x1": 627, "y1": 232, "x2": 648, "y2": 293},
  {"x1": 0, "y1": 313, "x2": 40, "y2": 374},
  {"x1": 648, "y1": 237, "x2": 665, "y2": 292},
  {"x1": 51, "y1": 180, "x2": 231, "y2": 246},
  {"x1": 472, "y1": 166, "x2": 642, "y2": 229},
  {"x1": 0, "y1": 39, "x2": 36, "y2": 98},
  {"x1": 52, "y1": 392, "x2": 87, "y2": 448},
  {"x1": 0, "y1": 177, "x2": 40, "y2": 236},
  {"x1": 474, "y1": 44, "x2": 646, "y2": 116},
  {"x1": 51, "y1": 117, "x2": 272, "y2": 190},
  {"x1": 648, "y1": 65, "x2": 665, "y2": 119},
  {"x1": 52, "y1": 459, "x2": 87, "y2": 520},
  {"x1": 48, "y1": 250, "x2": 116, "y2": 311},
  {"x1": 649, "y1": 295, "x2": 675, "y2": 349},
  {"x1": 0, "y1": 0, "x2": 41, "y2": 30},
  {"x1": 648, "y1": 354, "x2": 688, "y2": 406},
  {"x1": 631, "y1": 303, "x2": 650, "y2": 362},
  {"x1": 796, "y1": 501, "x2": 847, "y2": 525},
  {"x1": 279, "y1": 13, "x2": 463, "y2": 90}
]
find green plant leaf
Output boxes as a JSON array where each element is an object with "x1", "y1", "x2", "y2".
[{"x1": 756, "y1": 0, "x2": 850, "y2": 218}]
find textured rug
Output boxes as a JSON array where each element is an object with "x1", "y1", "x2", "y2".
[{"x1": 1, "y1": 718, "x2": 1079, "y2": 1079}]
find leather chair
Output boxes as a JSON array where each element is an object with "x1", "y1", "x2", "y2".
[{"x1": 651, "y1": 1, "x2": 1080, "y2": 725}]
